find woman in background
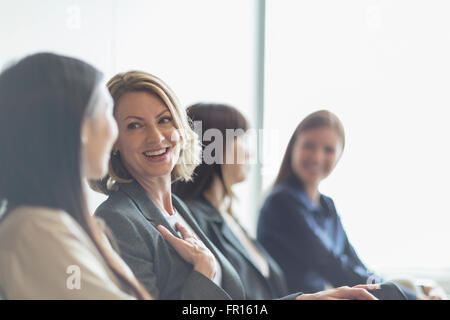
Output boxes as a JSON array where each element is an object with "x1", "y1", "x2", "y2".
[
  {"x1": 257, "y1": 110, "x2": 420, "y2": 299},
  {"x1": 173, "y1": 103, "x2": 291, "y2": 299}
]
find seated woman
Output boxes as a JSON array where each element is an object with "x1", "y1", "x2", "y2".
[
  {"x1": 174, "y1": 103, "x2": 408, "y2": 300},
  {"x1": 257, "y1": 110, "x2": 421, "y2": 299},
  {"x1": 0, "y1": 53, "x2": 150, "y2": 299},
  {"x1": 173, "y1": 103, "x2": 290, "y2": 299},
  {"x1": 0, "y1": 53, "x2": 209, "y2": 300},
  {"x1": 90, "y1": 72, "x2": 386, "y2": 300},
  {"x1": 90, "y1": 71, "x2": 248, "y2": 300}
]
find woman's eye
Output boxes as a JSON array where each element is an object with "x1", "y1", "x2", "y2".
[
  {"x1": 127, "y1": 122, "x2": 141, "y2": 130},
  {"x1": 325, "y1": 147, "x2": 335, "y2": 154},
  {"x1": 159, "y1": 116, "x2": 172, "y2": 124}
]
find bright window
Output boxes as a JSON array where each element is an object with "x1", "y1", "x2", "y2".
[{"x1": 263, "y1": 0, "x2": 450, "y2": 273}]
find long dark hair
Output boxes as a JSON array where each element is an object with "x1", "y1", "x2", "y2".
[
  {"x1": 274, "y1": 109, "x2": 345, "y2": 186},
  {"x1": 0, "y1": 53, "x2": 150, "y2": 299},
  {"x1": 173, "y1": 103, "x2": 249, "y2": 200}
]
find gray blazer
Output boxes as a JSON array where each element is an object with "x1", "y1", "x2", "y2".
[{"x1": 95, "y1": 181, "x2": 246, "y2": 300}]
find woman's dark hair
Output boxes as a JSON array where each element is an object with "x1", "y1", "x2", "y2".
[
  {"x1": 274, "y1": 109, "x2": 345, "y2": 186},
  {"x1": 173, "y1": 103, "x2": 249, "y2": 200},
  {"x1": 0, "y1": 53, "x2": 150, "y2": 299}
]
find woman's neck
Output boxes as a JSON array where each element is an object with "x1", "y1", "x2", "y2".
[
  {"x1": 203, "y1": 175, "x2": 231, "y2": 214},
  {"x1": 303, "y1": 183, "x2": 320, "y2": 205},
  {"x1": 135, "y1": 175, "x2": 174, "y2": 215}
]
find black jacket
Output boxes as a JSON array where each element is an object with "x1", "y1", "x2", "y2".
[{"x1": 183, "y1": 196, "x2": 291, "y2": 299}]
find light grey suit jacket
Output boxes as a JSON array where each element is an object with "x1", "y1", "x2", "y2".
[{"x1": 95, "y1": 181, "x2": 246, "y2": 300}]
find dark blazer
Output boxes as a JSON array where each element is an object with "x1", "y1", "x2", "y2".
[
  {"x1": 257, "y1": 176, "x2": 412, "y2": 300},
  {"x1": 258, "y1": 176, "x2": 371, "y2": 294},
  {"x1": 183, "y1": 196, "x2": 291, "y2": 299},
  {"x1": 95, "y1": 181, "x2": 245, "y2": 300}
]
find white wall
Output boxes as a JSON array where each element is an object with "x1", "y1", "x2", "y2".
[{"x1": 0, "y1": 0, "x2": 258, "y2": 230}]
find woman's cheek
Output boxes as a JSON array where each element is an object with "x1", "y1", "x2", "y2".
[{"x1": 168, "y1": 127, "x2": 181, "y2": 142}]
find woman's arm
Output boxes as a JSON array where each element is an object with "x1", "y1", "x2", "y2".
[
  {"x1": 0, "y1": 213, "x2": 136, "y2": 300},
  {"x1": 258, "y1": 191, "x2": 370, "y2": 291}
]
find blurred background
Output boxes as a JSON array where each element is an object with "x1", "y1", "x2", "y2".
[{"x1": 2, "y1": 0, "x2": 450, "y2": 291}]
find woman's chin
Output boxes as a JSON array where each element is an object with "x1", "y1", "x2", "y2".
[
  {"x1": 298, "y1": 174, "x2": 321, "y2": 187},
  {"x1": 140, "y1": 166, "x2": 175, "y2": 180}
]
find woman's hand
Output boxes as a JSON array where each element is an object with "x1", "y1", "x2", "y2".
[
  {"x1": 157, "y1": 223, "x2": 216, "y2": 280},
  {"x1": 296, "y1": 284, "x2": 380, "y2": 300}
]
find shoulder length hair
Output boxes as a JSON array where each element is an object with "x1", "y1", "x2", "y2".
[
  {"x1": 0, "y1": 53, "x2": 150, "y2": 299},
  {"x1": 274, "y1": 109, "x2": 345, "y2": 186},
  {"x1": 90, "y1": 70, "x2": 201, "y2": 195}
]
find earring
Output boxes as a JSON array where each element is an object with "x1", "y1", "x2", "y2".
[
  {"x1": 106, "y1": 176, "x2": 118, "y2": 191},
  {"x1": 112, "y1": 150, "x2": 119, "y2": 157}
]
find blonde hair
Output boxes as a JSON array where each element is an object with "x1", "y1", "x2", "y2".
[{"x1": 90, "y1": 71, "x2": 201, "y2": 195}]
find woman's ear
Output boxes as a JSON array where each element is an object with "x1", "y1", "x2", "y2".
[
  {"x1": 335, "y1": 142, "x2": 345, "y2": 163},
  {"x1": 112, "y1": 143, "x2": 119, "y2": 155}
]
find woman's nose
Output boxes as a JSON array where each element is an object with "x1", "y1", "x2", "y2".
[
  {"x1": 145, "y1": 124, "x2": 164, "y2": 144},
  {"x1": 311, "y1": 149, "x2": 324, "y2": 163}
]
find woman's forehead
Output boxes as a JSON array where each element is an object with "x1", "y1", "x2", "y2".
[
  {"x1": 115, "y1": 91, "x2": 169, "y2": 118},
  {"x1": 297, "y1": 127, "x2": 340, "y2": 143}
]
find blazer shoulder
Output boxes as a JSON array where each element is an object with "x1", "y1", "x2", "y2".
[
  {"x1": 95, "y1": 190, "x2": 137, "y2": 218},
  {"x1": 262, "y1": 183, "x2": 305, "y2": 213},
  {"x1": 321, "y1": 193, "x2": 336, "y2": 207}
]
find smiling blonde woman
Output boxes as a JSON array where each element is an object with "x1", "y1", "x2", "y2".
[{"x1": 90, "y1": 71, "x2": 248, "y2": 300}]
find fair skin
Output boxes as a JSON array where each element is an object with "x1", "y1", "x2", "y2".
[
  {"x1": 113, "y1": 91, "x2": 215, "y2": 279},
  {"x1": 204, "y1": 132, "x2": 377, "y2": 300},
  {"x1": 290, "y1": 127, "x2": 342, "y2": 204},
  {"x1": 81, "y1": 84, "x2": 118, "y2": 180},
  {"x1": 205, "y1": 135, "x2": 249, "y2": 214}
]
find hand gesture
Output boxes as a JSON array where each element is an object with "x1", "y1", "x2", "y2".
[{"x1": 157, "y1": 223, "x2": 216, "y2": 280}]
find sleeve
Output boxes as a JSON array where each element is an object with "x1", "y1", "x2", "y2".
[
  {"x1": 257, "y1": 191, "x2": 370, "y2": 292},
  {"x1": 0, "y1": 216, "x2": 136, "y2": 300},
  {"x1": 339, "y1": 218, "x2": 375, "y2": 282}
]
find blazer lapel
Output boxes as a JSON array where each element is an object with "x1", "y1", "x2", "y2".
[
  {"x1": 119, "y1": 181, "x2": 179, "y2": 236},
  {"x1": 172, "y1": 196, "x2": 245, "y2": 300},
  {"x1": 199, "y1": 197, "x2": 267, "y2": 277},
  {"x1": 120, "y1": 182, "x2": 245, "y2": 299},
  {"x1": 220, "y1": 220, "x2": 268, "y2": 274}
]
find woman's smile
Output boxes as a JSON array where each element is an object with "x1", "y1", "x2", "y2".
[{"x1": 142, "y1": 147, "x2": 171, "y2": 162}]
